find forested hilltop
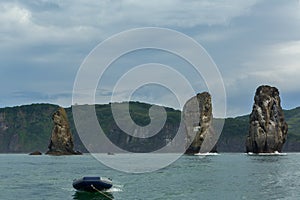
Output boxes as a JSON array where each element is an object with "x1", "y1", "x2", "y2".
[{"x1": 0, "y1": 102, "x2": 299, "y2": 153}]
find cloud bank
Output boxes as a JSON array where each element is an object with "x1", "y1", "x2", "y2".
[{"x1": 1, "y1": 0, "x2": 300, "y2": 117}]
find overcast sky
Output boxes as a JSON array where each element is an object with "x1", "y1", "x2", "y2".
[{"x1": 1, "y1": 0, "x2": 300, "y2": 117}]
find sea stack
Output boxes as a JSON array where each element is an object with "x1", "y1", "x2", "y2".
[
  {"x1": 184, "y1": 92, "x2": 217, "y2": 154},
  {"x1": 246, "y1": 85, "x2": 288, "y2": 153},
  {"x1": 46, "y1": 107, "x2": 81, "y2": 155}
]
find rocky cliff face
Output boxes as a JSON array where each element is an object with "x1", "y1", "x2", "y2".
[
  {"x1": 184, "y1": 92, "x2": 217, "y2": 154},
  {"x1": 0, "y1": 113, "x2": 20, "y2": 152},
  {"x1": 46, "y1": 107, "x2": 81, "y2": 155},
  {"x1": 0, "y1": 113, "x2": 8, "y2": 132},
  {"x1": 246, "y1": 85, "x2": 288, "y2": 153}
]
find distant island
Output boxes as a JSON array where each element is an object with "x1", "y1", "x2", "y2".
[{"x1": 0, "y1": 101, "x2": 300, "y2": 153}]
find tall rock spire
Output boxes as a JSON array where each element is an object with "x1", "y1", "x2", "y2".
[
  {"x1": 246, "y1": 85, "x2": 288, "y2": 153},
  {"x1": 46, "y1": 107, "x2": 81, "y2": 155},
  {"x1": 184, "y1": 92, "x2": 217, "y2": 154}
]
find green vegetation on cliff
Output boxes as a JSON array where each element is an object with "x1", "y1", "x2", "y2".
[
  {"x1": 0, "y1": 102, "x2": 300, "y2": 153},
  {"x1": 0, "y1": 104, "x2": 58, "y2": 153}
]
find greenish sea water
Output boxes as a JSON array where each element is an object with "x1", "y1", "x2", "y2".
[{"x1": 0, "y1": 153, "x2": 300, "y2": 200}]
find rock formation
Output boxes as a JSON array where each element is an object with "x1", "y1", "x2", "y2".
[
  {"x1": 184, "y1": 92, "x2": 217, "y2": 154},
  {"x1": 246, "y1": 85, "x2": 288, "y2": 153},
  {"x1": 29, "y1": 151, "x2": 42, "y2": 155},
  {"x1": 46, "y1": 107, "x2": 81, "y2": 155}
]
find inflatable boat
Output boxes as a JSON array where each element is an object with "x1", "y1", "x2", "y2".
[{"x1": 73, "y1": 177, "x2": 113, "y2": 192}]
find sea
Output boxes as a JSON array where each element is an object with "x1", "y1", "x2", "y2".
[{"x1": 1, "y1": 153, "x2": 300, "y2": 200}]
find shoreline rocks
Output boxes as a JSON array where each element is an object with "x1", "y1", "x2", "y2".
[
  {"x1": 246, "y1": 85, "x2": 288, "y2": 153},
  {"x1": 29, "y1": 151, "x2": 42, "y2": 155}
]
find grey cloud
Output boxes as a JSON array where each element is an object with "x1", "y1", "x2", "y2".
[
  {"x1": 19, "y1": 0, "x2": 60, "y2": 12},
  {"x1": 1, "y1": 0, "x2": 300, "y2": 117},
  {"x1": 12, "y1": 91, "x2": 71, "y2": 101}
]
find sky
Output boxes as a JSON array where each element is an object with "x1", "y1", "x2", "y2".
[{"x1": 1, "y1": 0, "x2": 300, "y2": 117}]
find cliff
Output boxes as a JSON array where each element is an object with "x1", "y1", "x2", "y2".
[
  {"x1": 0, "y1": 104, "x2": 58, "y2": 153},
  {"x1": 97, "y1": 102, "x2": 181, "y2": 153},
  {"x1": 0, "y1": 102, "x2": 299, "y2": 153}
]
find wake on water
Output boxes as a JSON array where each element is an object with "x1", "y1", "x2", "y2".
[{"x1": 107, "y1": 185, "x2": 123, "y2": 192}]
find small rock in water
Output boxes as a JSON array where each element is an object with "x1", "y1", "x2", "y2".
[{"x1": 29, "y1": 151, "x2": 42, "y2": 155}]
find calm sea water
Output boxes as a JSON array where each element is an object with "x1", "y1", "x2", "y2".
[{"x1": 1, "y1": 153, "x2": 300, "y2": 200}]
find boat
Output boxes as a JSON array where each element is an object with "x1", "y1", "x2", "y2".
[{"x1": 73, "y1": 177, "x2": 113, "y2": 192}]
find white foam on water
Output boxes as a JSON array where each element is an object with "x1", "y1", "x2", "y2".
[
  {"x1": 247, "y1": 151, "x2": 287, "y2": 156},
  {"x1": 105, "y1": 183, "x2": 123, "y2": 192},
  {"x1": 107, "y1": 187, "x2": 123, "y2": 192},
  {"x1": 194, "y1": 152, "x2": 220, "y2": 156}
]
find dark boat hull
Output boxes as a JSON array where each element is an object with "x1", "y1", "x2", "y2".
[{"x1": 73, "y1": 177, "x2": 112, "y2": 192}]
